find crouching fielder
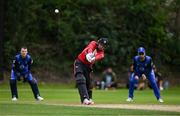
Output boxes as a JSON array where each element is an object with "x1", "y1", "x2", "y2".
[
  {"x1": 127, "y1": 47, "x2": 163, "y2": 103},
  {"x1": 10, "y1": 47, "x2": 43, "y2": 101},
  {"x1": 74, "y1": 38, "x2": 108, "y2": 105}
]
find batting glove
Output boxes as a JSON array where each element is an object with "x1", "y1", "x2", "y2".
[{"x1": 86, "y1": 53, "x2": 95, "y2": 63}]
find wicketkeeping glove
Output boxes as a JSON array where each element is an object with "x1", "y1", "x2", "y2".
[{"x1": 142, "y1": 74, "x2": 146, "y2": 80}]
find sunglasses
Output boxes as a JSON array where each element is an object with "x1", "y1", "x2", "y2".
[{"x1": 138, "y1": 52, "x2": 144, "y2": 55}]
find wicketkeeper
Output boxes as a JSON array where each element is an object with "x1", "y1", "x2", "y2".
[
  {"x1": 10, "y1": 47, "x2": 44, "y2": 101},
  {"x1": 74, "y1": 38, "x2": 108, "y2": 105}
]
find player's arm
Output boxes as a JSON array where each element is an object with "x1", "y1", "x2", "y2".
[
  {"x1": 12, "y1": 57, "x2": 18, "y2": 72},
  {"x1": 86, "y1": 41, "x2": 96, "y2": 53},
  {"x1": 102, "y1": 71, "x2": 106, "y2": 82},
  {"x1": 12, "y1": 57, "x2": 21, "y2": 77},
  {"x1": 130, "y1": 64, "x2": 134, "y2": 72},
  {"x1": 85, "y1": 41, "x2": 97, "y2": 62},
  {"x1": 27, "y1": 57, "x2": 33, "y2": 71},
  {"x1": 148, "y1": 58, "x2": 154, "y2": 70},
  {"x1": 131, "y1": 57, "x2": 136, "y2": 73},
  {"x1": 132, "y1": 57, "x2": 139, "y2": 79},
  {"x1": 112, "y1": 72, "x2": 117, "y2": 81},
  {"x1": 157, "y1": 72, "x2": 162, "y2": 77},
  {"x1": 94, "y1": 51, "x2": 104, "y2": 61}
]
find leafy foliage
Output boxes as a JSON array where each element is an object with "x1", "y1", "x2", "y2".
[{"x1": 4, "y1": 0, "x2": 180, "y2": 77}]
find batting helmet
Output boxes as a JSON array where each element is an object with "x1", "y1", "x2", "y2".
[{"x1": 97, "y1": 37, "x2": 108, "y2": 47}]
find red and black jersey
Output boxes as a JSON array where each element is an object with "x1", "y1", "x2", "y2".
[{"x1": 77, "y1": 41, "x2": 104, "y2": 66}]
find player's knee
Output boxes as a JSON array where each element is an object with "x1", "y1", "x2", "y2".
[
  {"x1": 28, "y1": 78, "x2": 37, "y2": 85},
  {"x1": 10, "y1": 79, "x2": 16, "y2": 84},
  {"x1": 129, "y1": 78, "x2": 134, "y2": 83},
  {"x1": 76, "y1": 73, "x2": 86, "y2": 84},
  {"x1": 151, "y1": 80, "x2": 157, "y2": 86}
]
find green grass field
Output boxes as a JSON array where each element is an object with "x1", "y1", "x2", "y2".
[{"x1": 0, "y1": 82, "x2": 180, "y2": 116}]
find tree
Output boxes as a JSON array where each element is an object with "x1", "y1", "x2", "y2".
[
  {"x1": 175, "y1": 0, "x2": 180, "y2": 38},
  {"x1": 0, "y1": 0, "x2": 5, "y2": 81}
]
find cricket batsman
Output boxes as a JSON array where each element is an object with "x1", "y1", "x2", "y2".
[
  {"x1": 126, "y1": 47, "x2": 164, "y2": 103},
  {"x1": 74, "y1": 38, "x2": 108, "y2": 105},
  {"x1": 10, "y1": 47, "x2": 44, "y2": 101}
]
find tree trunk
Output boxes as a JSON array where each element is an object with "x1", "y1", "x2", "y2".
[
  {"x1": 175, "y1": 0, "x2": 180, "y2": 39},
  {"x1": 0, "y1": 0, "x2": 5, "y2": 81}
]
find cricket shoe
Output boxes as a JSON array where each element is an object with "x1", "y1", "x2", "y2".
[
  {"x1": 36, "y1": 96, "x2": 44, "y2": 101},
  {"x1": 82, "y1": 98, "x2": 91, "y2": 105},
  {"x1": 89, "y1": 99, "x2": 95, "y2": 105},
  {"x1": 12, "y1": 97, "x2": 18, "y2": 101},
  {"x1": 158, "y1": 98, "x2": 164, "y2": 103},
  {"x1": 126, "y1": 97, "x2": 133, "y2": 102}
]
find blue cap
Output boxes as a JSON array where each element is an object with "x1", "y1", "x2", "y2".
[{"x1": 138, "y1": 47, "x2": 145, "y2": 55}]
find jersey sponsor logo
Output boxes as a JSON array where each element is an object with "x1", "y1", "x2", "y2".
[
  {"x1": 19, "y1": 65, "x2": 25, "y2": 70},
  {"x1": 139, "y1": 67, "x2": 145, "y2": 72},
  {"x1": 137, "y1": 63, "x2": 145, "y2": 72}
]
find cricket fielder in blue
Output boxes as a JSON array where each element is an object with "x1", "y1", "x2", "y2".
[
  {"x1": 126, "y1": 47, "x2": 163, "y2": 103},
  {"x1": 10, "y1": 47, "x2": 44, "y2": 101}
]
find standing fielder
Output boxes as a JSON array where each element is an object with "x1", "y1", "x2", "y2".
[
  {"x1": 74, "y1": 38, "x2": 108, "y2": 105},
  {"x1": 126, "y1": 47, "x2": 164, "y2": 103},
  {"x1": 10, "y1": 47, "x2": 44, "y2": 101}
]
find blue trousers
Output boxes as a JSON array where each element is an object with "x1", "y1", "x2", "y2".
[
  {"x1": 128, "y1": 71, "x2": 161, "y2": 100},
  {"x1": 10, "y1": 70, "x2": 33, "y2": 81},
  {"x1": 10, "y1": 70, "x2": 40, "y2": 99}
]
